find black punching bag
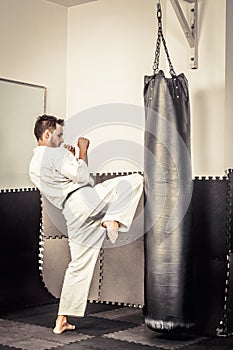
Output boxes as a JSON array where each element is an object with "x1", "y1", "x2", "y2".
[{"x1": 144, "y1": 5, "x2": 193, "y2": 330}]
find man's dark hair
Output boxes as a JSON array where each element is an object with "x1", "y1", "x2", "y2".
[{"x1": 34, "y1": 114, "x2": 64, "y2": 141}]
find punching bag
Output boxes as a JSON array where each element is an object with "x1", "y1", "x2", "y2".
[{"x1": 144, "y1": 5, "x2": 193, "y2": 330}]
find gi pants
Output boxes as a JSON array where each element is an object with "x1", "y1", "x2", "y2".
[{"x1": 58, "y1": 173, "x2": 143, "y2": 317}]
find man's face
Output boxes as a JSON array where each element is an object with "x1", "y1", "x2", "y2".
[{"x1": 48, "y1": 124, "x2": 64, "y2": 147}]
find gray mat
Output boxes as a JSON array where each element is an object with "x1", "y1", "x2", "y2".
[
  {"x1": 42, "y1": 237, "x2": 101, "y2": 301},
  {"x1": 104, "y1": 324, "x2": 207, "y2": 349},
  {"x1": 0, "y1": 319, "x2": 93, "y2": 350}
]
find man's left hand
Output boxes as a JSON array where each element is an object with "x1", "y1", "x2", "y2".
[{"x1": 64, "y1": 144, "x2": 76, "y2": 156}]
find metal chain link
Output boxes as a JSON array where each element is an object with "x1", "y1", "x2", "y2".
[
  {"x1": 153, "y1": 32, "x2": 161, "y2": 73},
  {"x1": 152, "y1": 5, "x2": 176, "y2": 76},
  {"x1": 160, "y1": 29, "x2": 176, "y2": 76}
]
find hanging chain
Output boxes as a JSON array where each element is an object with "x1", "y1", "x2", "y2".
[
  {"x1": 152, "y1": 31, "x2": 162, "y2": 74},
  {"x1": 160, "y1": 27, "x2": 176, "y2": 76},
  {"x1": 152, "y1": 6, "x2": 162, "y2": 74},
  {"x1": 152, "y1": 4, "x2": 176, "y2": 76}
]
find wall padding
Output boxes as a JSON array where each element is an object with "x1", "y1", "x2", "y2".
[{"x1": 0, "y1": 189, "x2": 55, "y2": 313}]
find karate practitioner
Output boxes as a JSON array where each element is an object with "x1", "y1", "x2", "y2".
[{"x1": 29, "y1": 115, "x2": 143, "y2": 334}]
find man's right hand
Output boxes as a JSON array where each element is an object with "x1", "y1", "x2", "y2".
[
  {"x1": 77, "y1": 137, "x2": 90, "y2": 151},
  {"x1": 77, "y1": 137, "x2": 90, "y2": 162}
]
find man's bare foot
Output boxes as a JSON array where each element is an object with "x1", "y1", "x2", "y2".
[
  {"x1": 53, "y1": 315, "x2": 76, "y2": 334},
  {"x1": 102, "y1": 221, "x2": 119, "y2": 244}
]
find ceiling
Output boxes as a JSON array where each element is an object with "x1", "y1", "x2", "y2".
[{"x1": 45, "y1": 0, "x2": 97, "y2": 7}]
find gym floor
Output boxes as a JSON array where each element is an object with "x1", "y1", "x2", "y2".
[{"x1": 1, "y1": 302, "x2": 233, "y2": 350}]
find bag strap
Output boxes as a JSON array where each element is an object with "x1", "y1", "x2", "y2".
[{"x1": 152, "y1": 4, "x2": 176, "y2": 77}]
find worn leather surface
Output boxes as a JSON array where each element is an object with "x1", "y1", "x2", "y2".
[{"x1": 144, "y1": 70, "x2": 193, "y2": 329}]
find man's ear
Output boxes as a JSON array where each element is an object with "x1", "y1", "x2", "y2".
[{"x1": 44, "y1": 129, "x2": 51, "y2": 139}]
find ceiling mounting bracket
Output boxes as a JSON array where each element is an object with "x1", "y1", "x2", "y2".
[{"x1": 170, "y1": 0, "x2": 198, "y2": 69}]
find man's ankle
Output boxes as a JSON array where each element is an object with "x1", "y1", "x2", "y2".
[{"x1": 102, "y1": 220, "x2": 119, "y2": 230}]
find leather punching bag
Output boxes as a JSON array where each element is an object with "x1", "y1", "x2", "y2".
[{"x1": 144, "y1": 5, "x2": 194, "y2": 330}]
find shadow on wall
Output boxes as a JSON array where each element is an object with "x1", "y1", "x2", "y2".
[
  {"x1": 192, "y1": 87, "x2": 225, "y2": 176},
  {"x1": 198, "y1": 0, "x2": 207, "y2": 39}
]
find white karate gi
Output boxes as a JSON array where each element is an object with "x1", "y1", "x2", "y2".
[{"x1": 29, "y1": 145, "x2": 143, "y2": 317}]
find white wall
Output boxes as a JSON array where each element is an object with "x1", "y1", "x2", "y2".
[
  {"x1": 67, "y1": 0, "x2": 160, "y2": 172},
  {"x1": 225, "y1": 0, "x2": 233, "y2": 171},
  {"x1": 185, "y1": 1, "x2": 226, "y2": 177},
  {"x1": 0, "y1": 0, "x2": 67, "y2": 117},
  {"x1": 67, "y1": 0, "x2": 228, "y2": 176},
  {"x1": 0, "y1": 0, "x2": 230, "y2": 176},
  {"x1": 67, "y1": 0, "x2": 156, "y2": 114}
]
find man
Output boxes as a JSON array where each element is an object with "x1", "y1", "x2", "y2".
[{"x1": 29, "y1": 114, "x2": 143, "y2": 334}]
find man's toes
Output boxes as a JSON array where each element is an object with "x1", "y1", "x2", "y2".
[
  {"x1": 66, "y1": 324, "x2": 75, "y2": 331},
  {"x1": 53, "y1": 323, "x2": 75, "y2": 334}
]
